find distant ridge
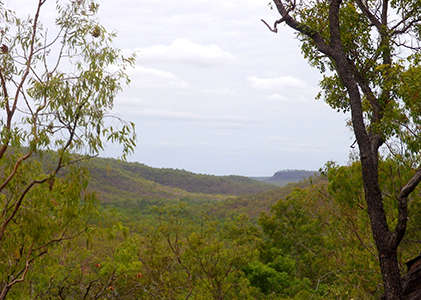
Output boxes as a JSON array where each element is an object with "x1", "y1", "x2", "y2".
[
  {"x1": 86, "y1": 157, "x2": 277, "y2": 207},
  {"x1": 252, "y1": 169, "x2": 318, "y2": 186}
]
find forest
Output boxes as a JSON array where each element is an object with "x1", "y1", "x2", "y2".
[
  {"x1": 0, "y1": 0, "x2": 420, "y2": 299},
  {"x1": 2, "y1": 155, "x2": 421, "y2": 299}
]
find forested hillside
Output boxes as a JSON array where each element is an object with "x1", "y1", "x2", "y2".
[
  {"x1": 87, "y1": 155, "x2": 317, "y2": 218},
  {"x1": 87, "y1": 157, "x2": 277, "y2": 198},
  {"x1": 7, "y1": 158, "x2": 420, "y2": 300},
  {"x1": 213, "y1": 175, "x2": 325, "y2": 218},
  {"x1": 85, "y1": 157, "x2": 229, "y2": 212}
]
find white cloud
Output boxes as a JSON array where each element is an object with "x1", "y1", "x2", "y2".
[
  {"x1": 268, "y1": 136, "x2": 323, "y2": 152},
  {"x1": 201, "y1": 87, "x2": 238, "y2": 96},
  {"x1": 114, "y1": 97, "x2": 144, "y2": 108},
  {"x1": 130, "y1": 66, "x2": 189, "y2": 89},
  {"x1": 134, "y1": 39, "x2": 235, "y2": 66},
  {"x1": 267, "y1": 93, "x2": 310, "y2": 103},
  {"x1": 132, "y1": 109, "x2": 252, "y2": 125},
  {"x1": 268, "y1": 93, "x2": 288, "y2": 101},
  {"x1": 248, "y1": 75, "x2": 306, "y2": 90}
]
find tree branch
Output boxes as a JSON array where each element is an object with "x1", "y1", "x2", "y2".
[
  {"x1": 393, "y1": 168, "x2": 421, "y2": 247},
  {"x1": 0, "y1": 150, "x2": 33, "y2": 193},
  {"x1": 270, "y1": 0, "x2": 334, "y2": 56},
  {"x1": 0, "y1": 245, "x2": 47, "y2": 300},
  {"x1": 0, "y1": 176, "x2": 49, "y2": 241},
  {"x1": 355, "y1": 0, "x2": 383, "y2": 30},
  {"x1": 261, "y1": 18, "x2": 286, "y2": 33}
]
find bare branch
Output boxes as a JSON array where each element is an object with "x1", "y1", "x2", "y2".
[
  {"x1": 391, "y1": 7, "x2": 421, "y2": 35},
  {"x1": 261, "y1": 18, "x2": 285, "y2": 33},
  {"x1": 399, "y1": 168, "x2": 421, "y2": 200},
  {"x1": 393, "y1": 168, "x2": 421, "y2": 247},
  {"x1": 261, "y1": 1, "x2": 295, "y2": 33},
  {"x1": 33, "y1": 27, "x2": 64, "y2": 55}
]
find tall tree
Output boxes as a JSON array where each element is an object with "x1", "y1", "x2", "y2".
[
  {"x1": 0, "y1": 0, "x2": 135, "y2": 297},
  {"x1": 263, "y1": 0, "x2": 421, "y2": 298}
]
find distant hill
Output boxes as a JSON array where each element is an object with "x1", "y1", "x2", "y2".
[
  {"x1": 84, "y1": 157, "x2": 277, "y2": 208},
  {"x1": 212, "y1": 175, "x2": 326, "y2": 219},
  {"x1": 252, "y1": 169, "x2": 318, "y2": 186},
  {"x1": 85, "y1": 157, "x2": 325, "y2": 219},
  {"x1": 86, "y1": 162, "x2": 224, "y2": 211},
  {"x1": 40, "y1": 152, "x2": 318, "y2": 213}
]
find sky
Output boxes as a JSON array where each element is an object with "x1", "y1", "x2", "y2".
[{"x1": 9, "y1": 0, "x2": 354, "y2": 176}]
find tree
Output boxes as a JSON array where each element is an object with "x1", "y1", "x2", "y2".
[
  {"x1": 138, "y1": 205, "x2": 259, "y2": 300},
  {"x1": 263, "y1": 0, "x2": 420, "y2": 298},
  {"x1": 0, "y1": 0, "x2": 135, "y2": 297}
]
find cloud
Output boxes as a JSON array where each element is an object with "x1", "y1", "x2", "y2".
[
  {"x1": 267, "y1": 93, "x2": 288, "y2": 101},
  {"x1": 248, "y1": 75, "x2": 306, "y2": 90},
  {"x1": 131, "y1": 109, "x2": 252, "y2": 125},
  {"x1": 267, "y1": 136, "x2": 324, "y2": 152},
  {"x1": 134, "y1": 39, "x2": 235, "y2": 66},
  {"x1": 201, "y1": 87, "x2": 238, "y2": 96},
  {"x1": 267, "y1": 93, "x2": 310, "y2": 103},
  {"x1": 130, "y1": 66, "x2": 189, "y2": 89}
]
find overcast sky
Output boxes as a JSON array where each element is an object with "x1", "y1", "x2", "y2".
[{"x1": 10, "y1": 0, "x2": 353, "y2": 176}]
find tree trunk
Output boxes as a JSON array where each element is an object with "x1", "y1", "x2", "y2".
[
  {"x1": 359, "y1": 154, "x2": 403, "y2": 299},
  {"x1": 356, "y1": 103, "x2": 403, "y2": 300},
  {"x1": 0, "y1": 285, "x2": 10, "y2": 300},
  {"x1": 379, "y1": 249, "x2": 403, "y2": 299},
  {"x1": 334, "y1": 55, "x2": 404, "y2": 299},
  {"x1": 362, "y1": 172, "x2": 403, "y2": 299}
]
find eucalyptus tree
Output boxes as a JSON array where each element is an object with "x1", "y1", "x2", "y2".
[
  {"x1": 263, "y1": 0, "x2": 420, "y2": 298},
  {"x1": 0, "y1": 0, "x2": 135, "y2": 297}
]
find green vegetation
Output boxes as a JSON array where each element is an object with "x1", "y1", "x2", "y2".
[
  {"x1": 4, "y1": 156, "x2": 420, "y2": 299},
  {"x1": 89, "y1": 157, "x2": 276, "y2": 196},
  {"x1": 86, "y1": 157, "x2": 229, "y2": 210}
]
